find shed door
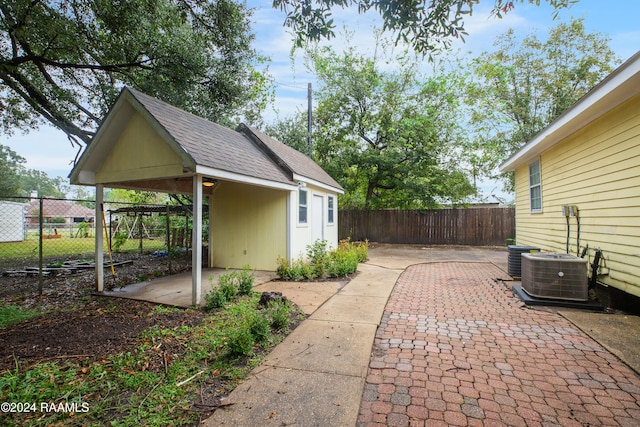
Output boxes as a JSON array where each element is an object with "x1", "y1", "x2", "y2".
[{"x1": 312, "y1": 195, "x2": 324, "y2": 243}]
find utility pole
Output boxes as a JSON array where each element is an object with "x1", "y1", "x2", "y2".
[{"x1": 307, "y1": 83, "x2": 312, "y2": 156}]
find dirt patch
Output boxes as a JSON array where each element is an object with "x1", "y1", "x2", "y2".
[
  {"x1": 0, "y1": 251, "x2": 196, "y2": 373},
  {"x1": 0, "y1": 298, "x2": 205, "y2": 372}
]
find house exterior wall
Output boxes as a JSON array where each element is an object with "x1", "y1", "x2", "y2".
[
  {"x1": 96, "y1": 112, "x2": 184, "y2": 183},
  {"x1": 210, "y1": 181, "x2": 288, "y2": 270},
  {"x1": 514, "y1": 94, "x2": 640, "y2": 297},
  {"x1": 289, "y1": 183, "x2": 340, "y2": 260}
]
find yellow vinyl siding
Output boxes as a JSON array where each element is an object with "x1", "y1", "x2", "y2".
[
  {"x1": 515, "y1": 94, "x2": 640, "y2": 297},
  {"x1": 210, "y1": 181, "x2": 287, "y2": 270},
  {"x1": 96, "y1": 112, "x2": 183, "y2": 182}
]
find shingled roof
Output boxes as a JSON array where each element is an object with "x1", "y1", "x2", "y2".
[
  {"x1": 127, "y1": 88, "x2": 342, "y2": 191},
  {"x1": 237, "y1": 124, "x2": 342, "y2": 190},
  {"x1": 70, "y1": 87, "x2": 343, "y2": 193}
]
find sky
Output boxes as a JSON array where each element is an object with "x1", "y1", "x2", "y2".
[{"x1": 3, "y1": 0, "x2": 639, "y2": 201}]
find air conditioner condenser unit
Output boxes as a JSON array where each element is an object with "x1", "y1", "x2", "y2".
[{"x1": 521, "y1": 252, "x2": 588, "y2": 301}]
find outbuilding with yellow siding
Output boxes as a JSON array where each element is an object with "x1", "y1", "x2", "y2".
[{"x1": 70, "y1": 88, "x2": 343, "y2": 305}]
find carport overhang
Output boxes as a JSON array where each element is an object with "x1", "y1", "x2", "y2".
[
  {"x1": 69, "y1": 89, "x2": 298, "y2": 307},
  {"x1": 74, "y1": 174, "x2": 296, "y2": 308}
]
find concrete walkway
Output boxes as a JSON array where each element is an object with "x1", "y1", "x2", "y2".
[{"x1": 202, "y1": 262, "x2": 402, "y2": 426}]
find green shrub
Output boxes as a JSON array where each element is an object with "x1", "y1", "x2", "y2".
[
  {"x1": 266, "y1": 300, "x2": 292, "y2": 331},
  {"x1": 276, "y1": 257, "x2": 292, "y2": 280},
  {"x1": 275, "y1": 238, "x2": 366, "y2": 281},
  {"x1": 219, "y1": 276, "x2": 238, "y2": 302},
  {"x1": 249, "y1": 311, "x2": 270, "y2": 343},
  {"x1": 280, "y1": 258, "x2": 315, "y2": 280},
  {"x1": 307, "y1": 239, "x2": 329, "y2": 277},
  {"x1": 226, "y1": 323, "x2": 254, "y2": 357},
  {"x1": 339, "y1": 238, "x2": 369, "y2": 262},
  {"x1": 204, "y1": 286, "x2": 227, "y2": 311},
  {"x1": 237, "y1": 265, "x2": 254, "y2": 295},
  {"x1": 204, "y1": 267, "x2": 255, "y2": 311},
  {"x1": 327, "y1": 249, "x2": 359, "y2": 277}
]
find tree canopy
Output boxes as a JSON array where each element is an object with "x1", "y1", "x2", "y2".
[
  {"x1": 465, "y1": 17, "x2": 618, "y2": 190},
  {"x1": 273, "y1": 0, "x2": 577, "y2": 54},
  {"x1": 0, "y1": 144, "x2": 67, "y2": 198},
  {"x1": 0, "y1": 0, "x2": 271, "y2": 149},
  {"x1": 306, "y1": 44, "x2": 475, "y2": 209}
]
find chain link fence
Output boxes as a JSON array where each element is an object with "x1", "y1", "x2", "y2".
[{"x1": 0, "y1": 196, "x2": 198, "y2": 296}]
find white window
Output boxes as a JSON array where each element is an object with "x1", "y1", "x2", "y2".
[
  {"x1": 529, "y1": 159, "x2": 542, "y2": 212},
  {"x1": 327, "y1": 195, "x2": 334, "y2": 224},
  {"x1": 298, "y1": 188, "x2": 308, "y2": 224}
]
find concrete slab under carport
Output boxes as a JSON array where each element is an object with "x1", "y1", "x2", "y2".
[{"x1": 101, "y1": 268, "x2": 278, "y2": 307}]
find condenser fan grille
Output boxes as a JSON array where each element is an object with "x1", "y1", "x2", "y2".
[{"x1": 521, "y1": 253, "x2": 588, "y2": 301}]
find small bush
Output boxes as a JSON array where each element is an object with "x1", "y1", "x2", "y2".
[
  {"x1": 339, "y1": 238, "x2": 369, "y2": 262},
  {"x1": 327, "y1": 249, "x2": 359, "y2": 277},
  {"x1": 226, "y1": 323, "x2": 254, "y2": 357},
  {"x1": 307, "y1": 239, "x2": 329, "y2": 277},
  {"x1": 276, "y1": 257, "x2": 292, "y2": 280},
  {"x1": 249, "y1": 311, "x2": 270, "y2": 343},
  {"x1": 275, "y1": 238, "x2": 366, "y2": 281},
  {"x1": 266, "y1": 300, "x2": 292, "y2": 331},
  {"x1": 204, "y1": 267, "x2": 255, "y2": 311},
  {"x1": 219, "y1": 275, "x2": 238, "y2": 302},
  {"x1": 237, "y1": 265, "x2": 254, "y2": 295},
  {"x1": 204, "y1": 286, "x2": 227, "y2": 311}
]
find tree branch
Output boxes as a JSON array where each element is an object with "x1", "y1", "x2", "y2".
[{"x1": 1, "y1": 70, "x2": 94, "y2": 144}]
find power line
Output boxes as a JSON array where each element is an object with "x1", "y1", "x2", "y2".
[{"x1": 273, "y1": 81, "x2": 309, "y2": 90}]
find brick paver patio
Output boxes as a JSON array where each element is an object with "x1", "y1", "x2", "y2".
[{"x1": 358, "y1": 262, "x2": 640, "y2": 427}]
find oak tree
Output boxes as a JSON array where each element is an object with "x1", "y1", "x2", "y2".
[
  {"x1": 307, "y1": 44, "x2": 475, "y2": 208},
  {"x1": 1, "y1": 0, "x2": 270, "y2": 150}
]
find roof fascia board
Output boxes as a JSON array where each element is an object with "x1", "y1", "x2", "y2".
[
  {"x1": 500, "y1": 51, "x2": 640, "y2": 172},
  {"x1": 195, "y1": 165, "x2": 297, "y2": 191},
  {"x1": 294, "y1": 174, "x2": 344, "y2": 194}
]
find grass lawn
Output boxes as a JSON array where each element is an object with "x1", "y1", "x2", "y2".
[
  {"x1": 0, "y1": 305, "x2": 41, "y2": 328},
  {"x1": 0, "y1": 237, "x2": 166, "y2": 261}
]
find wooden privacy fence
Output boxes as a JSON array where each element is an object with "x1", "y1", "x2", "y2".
[{"x1": 338, "y1": 208, "x2": 515, "y2": 246}]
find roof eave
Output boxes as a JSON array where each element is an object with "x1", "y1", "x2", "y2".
[
  {"x1": 195, "y1": 165, "x2": 297, "y2": 191},
  {"x1": 294, "y1": 174, "x2": 344, "y2": 194}
]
